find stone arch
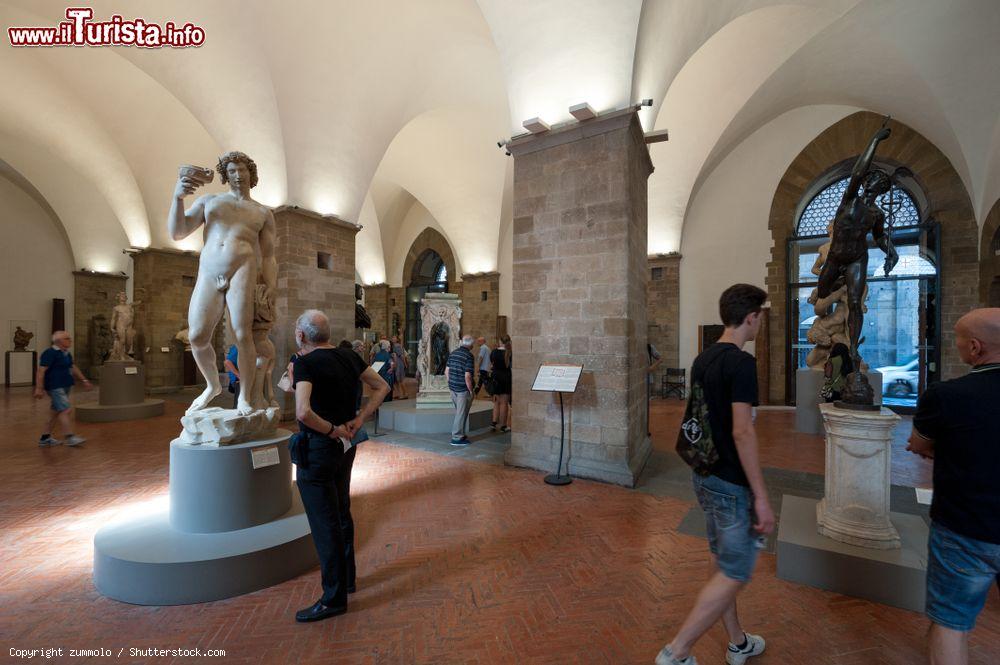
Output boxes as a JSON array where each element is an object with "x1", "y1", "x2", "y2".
[
  {"x1": 765, "y1": 111, "x2": 979, "y2": 403},
  {"x1": 402, "y1": 227, "x2": 458, "y2": 292},
  {"x1": 982, "y1": 199, "x2": 1000, "y2": 307}
]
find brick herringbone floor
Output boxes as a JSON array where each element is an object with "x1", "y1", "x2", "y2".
[{"x1": 1, "y1": 388, "x2": 996, "y2": 664}]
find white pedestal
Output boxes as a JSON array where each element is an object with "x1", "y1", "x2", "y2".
[
  {"x1": 416, "y1": 374, "x2": 454, "y2": 408},
  {"x1": 817, "y1": 402, "x2": 901, "y2": 549},
  {"x1": 5, "y1": 350, "x2": 35, "y2": 386}
]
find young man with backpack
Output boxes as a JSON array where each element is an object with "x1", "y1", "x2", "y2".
[{"x1": 657, "y1": 284, "x2": 776, "y2": 665}]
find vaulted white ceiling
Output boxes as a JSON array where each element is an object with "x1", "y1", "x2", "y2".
[{"x1": 2, "y1": 0, "x2": 998, "y2": 281}]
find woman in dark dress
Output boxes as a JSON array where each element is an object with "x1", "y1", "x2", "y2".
[{"x1": 490, "y1": 335, "x2": 512, "y2": 432}]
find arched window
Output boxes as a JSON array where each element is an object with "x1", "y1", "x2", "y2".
[
  {"x1": 788, "y1": 168, "x2": 939, "y2": 410},
  {"x1": 796, "y1": 176, "x2": 921, "y2": 238},
  {"x1": 435, "y1": 262, "x2": 447, "y2": 284}
]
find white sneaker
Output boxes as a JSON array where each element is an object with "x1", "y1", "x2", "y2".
[
  {"x1": 655, "y1": 645, "x2": 697, "y2": 665},
  {"x1": 65, "y1": 435, "x2": 86, "y2": 447},
  {"x1": 726, "y1": 633, "x2": 765, "y2": 665},
  {"x1": 38, "y1": 436, "x2": 62, "y2": 447}
]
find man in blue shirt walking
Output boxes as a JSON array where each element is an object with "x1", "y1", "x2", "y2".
[
  {"x1": 444, "y1": 335, "x2": 476, "y2": 446},
  {"x1": 33, "y1": 331, "x2": 92, "y2": 447}
]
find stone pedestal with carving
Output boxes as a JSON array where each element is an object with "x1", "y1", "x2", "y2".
[
  {"x1": 416, "y1": 293, "x2": 462, "y2": 409},
  {"x1": 816, "y1": 402, "x2": 901, "y2": 549}
]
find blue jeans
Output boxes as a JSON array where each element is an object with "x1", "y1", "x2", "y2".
[
  {"x1": 693, "y1": 472, "x2": 760, "y2": 582},
  {"x1": 926, "y1": 522, "x2": 1000, "y2": 631},
  {"x1": 47, "y1": 387, "x2": 72, "y2": 412}
]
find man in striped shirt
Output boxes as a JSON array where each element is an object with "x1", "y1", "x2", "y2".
[{"x1": 445, "y1": 335, "x2": 476, "y2": 446}]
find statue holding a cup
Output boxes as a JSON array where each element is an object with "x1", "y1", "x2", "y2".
[{"x1": 168, "y1": 152, "x2": 277, "y2": 416}]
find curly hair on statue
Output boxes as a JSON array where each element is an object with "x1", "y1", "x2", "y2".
[{"x1": 216, "y1": 151, "x2": 259, "y2": 188}]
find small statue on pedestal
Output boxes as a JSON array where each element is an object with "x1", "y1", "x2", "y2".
[
  {"x1": 109, "y1": 292, "x2": 138, "y2": 361},
  {"x1": 12, "y1": 326, "x2": 33, "y2": 351}
]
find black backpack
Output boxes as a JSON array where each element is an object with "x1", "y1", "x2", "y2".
[{"x1": 675, "y1": 346, "x2": 731, "y2": 475}]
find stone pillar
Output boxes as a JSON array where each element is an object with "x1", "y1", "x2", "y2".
[
  {"x1": 817, "y1": 403, "x2": 901, "y2": 549},
  {"x1": 506, "y1": 109, "x2": 653, "y2": 487},
  {"x1": 272, "y1": 206, "x2": 358, "y2": 417},
  {"x1": 460, "y1": 272, "x2": 500, "y2": 341},
  {"x1": 647, "y1": 253, "x2": 681, "y2": 370},
  {"x1": 73, "y1": 271, "x2": 127, "y2": 379}
]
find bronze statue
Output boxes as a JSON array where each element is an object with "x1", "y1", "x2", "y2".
[
  {"x1": 355, "y1": 283, "x2": 372, "y2": 329},
  {"x1": 816, "y1": 117, "x2": 899, "y2": 407},
  {"x1": 89, "y1": 315, "x2": 112, "y2": 367},
  {"x1": 430, "y1": 322, "x2": 450, "y2": 375},
  {"x1": 12, "y1": 326, "x2": 33, "y2": 351}
]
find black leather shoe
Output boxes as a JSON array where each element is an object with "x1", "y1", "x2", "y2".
[{"x1": 295, "y1": 600, "x2": 347, "y2": 623}]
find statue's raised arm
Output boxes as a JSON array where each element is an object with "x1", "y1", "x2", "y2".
[
  {"x1": 841, "y1": 116, "x2": 892, "y2": 209},
  {"x1": 168, "y1": 165, "x2": 214, "y2": 241}
]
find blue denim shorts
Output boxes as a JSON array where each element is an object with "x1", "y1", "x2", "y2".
[
  {"x1": 47, "y1": 387, "x2": 71, "y2": 412},
  {"x1": 926, "y1": 522, "x2": 1000, "y2": 631},
  {"x1": 693, "y1": 472, "x2": 760, "y2": 582}
]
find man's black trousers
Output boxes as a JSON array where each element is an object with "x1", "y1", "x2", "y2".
[{"x1": 295, "y1": 434, "x2": 357, "y2": 607}]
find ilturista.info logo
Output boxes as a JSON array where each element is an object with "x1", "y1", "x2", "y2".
[{"x1": 7, "y1": 7, "x2": 205, "y2": 48}]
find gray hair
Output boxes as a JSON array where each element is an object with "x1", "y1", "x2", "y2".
[
  {"x1": 461, "y1": 335, "x2": 474, "y2": 348},
  {"x1": 351, "y1": 339, "x2": 365, "y2": 351},
  {"x1": 380, "y1": 340, "x2": 391, "y2": 351},
  {"x1": 295, "y1": 309, "x2": 330, "y2": 344},
  {"x1": 51, "y1": 330, "x2": 69, "y2": 343}
]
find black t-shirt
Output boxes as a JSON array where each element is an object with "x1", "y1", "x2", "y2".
[
  {"x1": 292, "y1": 347, "x2": 367, "y2": 435},
  {"x1": 912, "y1": 364, "x2": 1000, "y2": 544},
  {"x1": 690, "y1": 343, "x2": 758, "y2": 486}
]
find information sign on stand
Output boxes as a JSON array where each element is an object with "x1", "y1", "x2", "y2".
[
  {"x1": 531, "y1": 364, "x2": 583, "y2": 486},
  {"x1": 531, "y1": 364, "x2": 583, "y2": 393}
]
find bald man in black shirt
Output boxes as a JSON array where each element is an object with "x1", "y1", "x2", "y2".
[{"x1": 908, "y1": 308, "x2": 1000, "y2": 665}]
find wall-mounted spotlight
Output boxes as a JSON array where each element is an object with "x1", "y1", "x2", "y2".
[
  {"x1": 522, "y1": 117, "x2": 550, "y2": 134},
  {"x1": 569, "y1": 102, "x2": 596, "y2": 121}
]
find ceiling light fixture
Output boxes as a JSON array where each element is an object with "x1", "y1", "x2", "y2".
[{"x1": 569, "y1": 102, "x2": 596, "y2": 121}]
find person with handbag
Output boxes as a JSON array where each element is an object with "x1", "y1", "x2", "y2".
[
  {"x1": 489, "y1": 336, "x2": 512, "y2": 432},
  {"x1": 657, "y1": 284, "x2": 775, "y2": 665},
  {"x1": 289, "y1": 309, "x2": 389, "y2": 623}
]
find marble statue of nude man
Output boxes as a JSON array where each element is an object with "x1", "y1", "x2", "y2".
[
  {"x1": 168, "y1": 152, "x2": 277, "y2": 416},
  {"x1": 109, "y1": 291, "x2": 136, "y2": 360}
]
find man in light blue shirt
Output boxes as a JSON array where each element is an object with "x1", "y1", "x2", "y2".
[{"x1": 474, "y1": 337, "x2": 492, "y2": 396}]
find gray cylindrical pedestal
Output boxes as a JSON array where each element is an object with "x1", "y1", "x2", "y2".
[
  {"x1": 78, "y1": 360, "x2": 165, "y2": 422},
  {"x1": 93, "y1": 428, "x2": 316, "y2": 605},
  {"x1": 170, "y1": 432, "x2": 293, "y2": 533},
  {"x1": 99, "y1": 360, "x2": 145, "y2": 405}
]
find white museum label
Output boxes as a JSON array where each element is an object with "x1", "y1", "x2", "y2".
[
  {"x1": 124, "y1": 366, "x2": 138, "y2": 375},
  {"x1": 531, "y1": 364, "x2": 584, "y2": 393},
  {"x1": 250, "y1": 445, "x2": 280, "y2": 470},
  {"x1": 160, "y1": 347, "x2": 170, "y2": 352}
]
